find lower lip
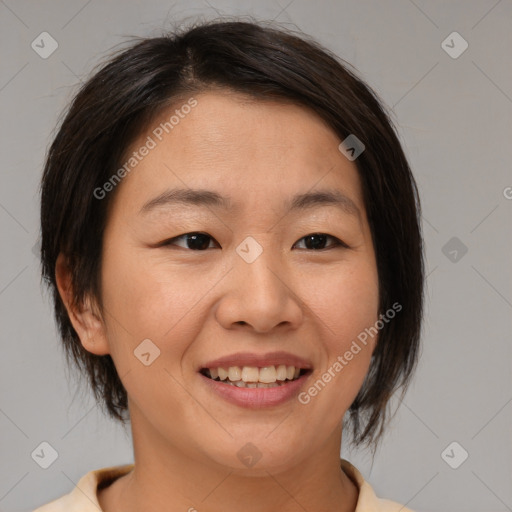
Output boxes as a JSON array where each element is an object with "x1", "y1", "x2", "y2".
[{"x1": 199, "y1": 372, "x2": 310, "y2": 409}]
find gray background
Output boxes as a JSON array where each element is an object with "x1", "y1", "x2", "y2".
[{"x1": 1, "y1": 1, "x2": 511, "y2": 511}]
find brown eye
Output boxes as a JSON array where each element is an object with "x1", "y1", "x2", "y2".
[
  {"x1": 160, "y1": 232, "x2": 347, "y2": 251},
  {"x1": 161, "y1": 232, "x2": 218, "y2": 251},
  {"x1": 293, "y1": 233, "x2": 347, "y2": 251}
]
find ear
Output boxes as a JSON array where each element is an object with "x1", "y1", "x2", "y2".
[{"x1": 55, "y1": 252, "x2": 110, "y2": 356}]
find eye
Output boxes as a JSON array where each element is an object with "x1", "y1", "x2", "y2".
[
  {"x1": 161, "y1": 232, "x2": 219, "y2": 251},
  {"x1": 293, "y1": 233, "x2": 348, "y2": 251},
  {"x1": 159, "y1": 232, "x2": 348, "y2": 251}
]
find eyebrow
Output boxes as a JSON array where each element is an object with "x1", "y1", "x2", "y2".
[{"x1": 140, "y1": 187, "x2": 361, "y2": 217}]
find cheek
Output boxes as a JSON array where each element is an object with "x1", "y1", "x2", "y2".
[
  {"x1": 311, "y1": 257, "x2": 380, "y2": 349},
  {"x1": 98, "y1": 246, "x2": 208, "y2": 416},
  {"x1": 100, "y1": 245, "x2": 209, "y2": 341},
  {"x1": 305, "y1": 258, "x2": 379, "y2": 403}
]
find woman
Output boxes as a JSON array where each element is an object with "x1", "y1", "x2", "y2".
[{"x1": 35, "y1": 19, "x2": 424, "y2": 512}]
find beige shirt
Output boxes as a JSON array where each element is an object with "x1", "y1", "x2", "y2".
[{"x1": 33, "y1": 458, "x2": 413, "y2": 511}]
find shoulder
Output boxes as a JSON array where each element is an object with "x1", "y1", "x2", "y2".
[
  {"x1": 340, "y1": 458, "x2": 415, "y2": 512},
  {"x1": 373, "y1": 498, "x2": 415, "y2": 512},
  {"x1": 32, "y1": 464, "x2": 134, "y2": 512}
]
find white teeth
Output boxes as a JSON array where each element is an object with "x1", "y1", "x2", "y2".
[
  {"x1": 276, "y1": 364, "x2": 287, "y2": 381},
  {"x1": 225, "y1": 381, "x2": 281, "y2": 388},
  {"x1": 206, "y1": 364, "x2": 304, "y2": 384},
  {"x1": 259, "y1": 366, "x2": 277, "y2": 383},
  {"x1": 228, "y1": 366, "x2": 241, "y2": 381},
  {"x1": 241, "y1": 366, "x2": 259, "y2": 383}
]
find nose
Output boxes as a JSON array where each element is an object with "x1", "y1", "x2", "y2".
[{"x1": 214, "y1": 247, "x2": 304, "y2": 334}]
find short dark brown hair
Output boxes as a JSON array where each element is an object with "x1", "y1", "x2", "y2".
[{"x1": 40, "y1": 19, "x2": 424, "y2": 452}]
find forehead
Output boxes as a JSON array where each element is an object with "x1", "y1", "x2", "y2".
[{"x1": 111, "y1": 91, "x2": 365, "y2": 218}]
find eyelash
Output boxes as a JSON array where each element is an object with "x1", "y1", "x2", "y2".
[{"x1": 159, "y1": 232, "x2": 349, "y2": 251}]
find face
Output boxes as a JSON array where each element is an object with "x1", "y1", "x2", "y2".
[{"x1": 62, "y1": 91, "x2": 380, "y2": 474}]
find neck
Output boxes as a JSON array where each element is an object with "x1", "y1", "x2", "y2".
[{"x1": 99, "y1": 407, "x2": 359, "y2": 512}]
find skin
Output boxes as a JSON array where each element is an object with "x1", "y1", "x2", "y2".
[{"x1": 56, "y1": 90, "x2": 380, "y2": 512}]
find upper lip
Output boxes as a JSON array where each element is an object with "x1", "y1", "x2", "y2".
[{"x1": 199, "y1": 351, "x2": 313, "y2": 370}]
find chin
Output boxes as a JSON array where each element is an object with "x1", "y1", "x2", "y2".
[{"x1": 200, "y1": 434, "x2": 308, "y2": 475}]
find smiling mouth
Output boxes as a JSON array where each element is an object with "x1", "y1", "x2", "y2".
[{"x1": 200, "y1": 365, "x2": 310, "y2": 388}]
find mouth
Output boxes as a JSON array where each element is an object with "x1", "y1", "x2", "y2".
[
  {"x1": 199, "y1": 365, "x2": 310, "y2": 388},
  {"x1": 198, "y1": 352, "x2": 313, "y2": 408}
]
